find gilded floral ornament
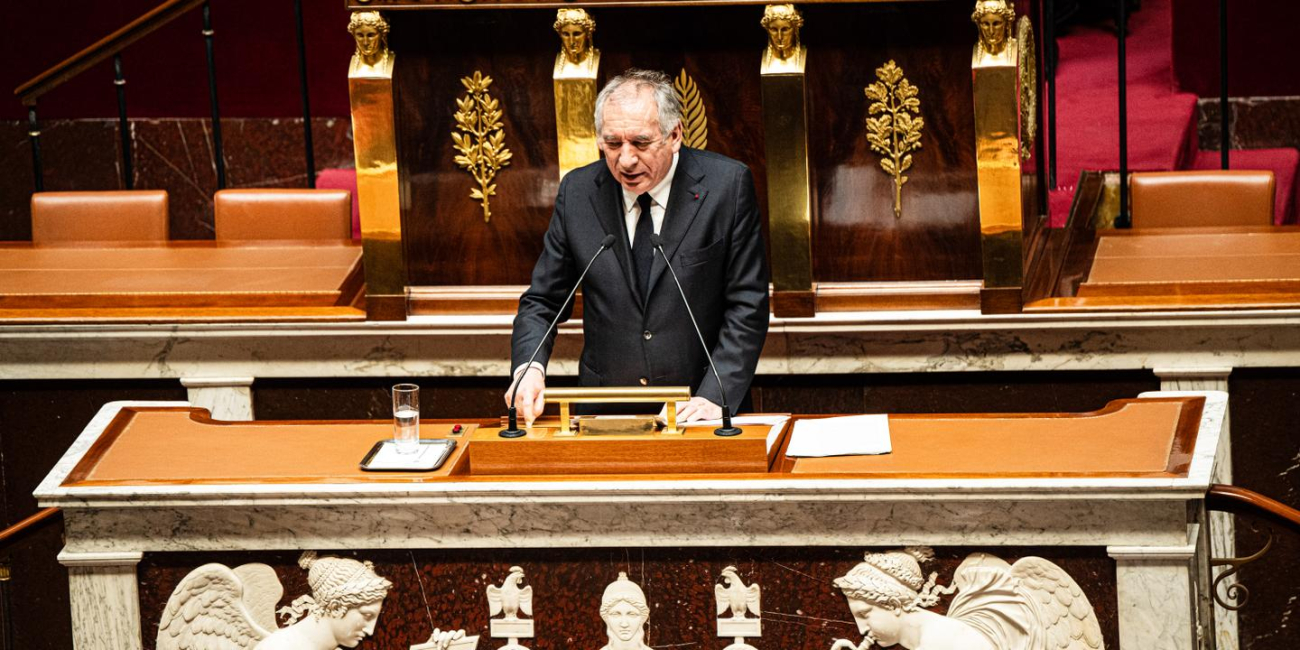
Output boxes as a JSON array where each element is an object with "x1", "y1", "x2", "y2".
[
  {"x1": 452, "y1": 71, "x2": 513, "y2": 222},
  {"x1": 1018, "y1": 16, "x2": 1038, "y2": 161},
  {"x1": 864, "y1": 60, "x2": 924, "y2": 219},
  {"x1": 674, "y1": 69, "x2": 708, "y2": 150}
]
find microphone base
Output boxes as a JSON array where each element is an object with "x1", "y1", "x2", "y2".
[
  {"x1": 713, "y1": 426, "x2": 743, "y2": 438},
  {"x1": 498, "y1": 426, "x2": 527, "y2": 439}
]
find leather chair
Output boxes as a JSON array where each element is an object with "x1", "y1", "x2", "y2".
[
  {"x1": 30, "y1": 190, "x2": 169, "y2": 242},
  {"x1": 1130, "y1": 170, "x2": 1275, "y2": 228},
  {"x1": 214, "y1": 189, "x2": 352, "y2": 241}
]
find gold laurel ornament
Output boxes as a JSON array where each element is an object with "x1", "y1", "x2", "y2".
[
  {"x1": 864, "y1": 60, "x2": 924, "y2": 220},
  {"x1": 452, "y1": 71, "x2": 513, "y2": 222},
  {"x1": 674, "y1": 69, "x2": 708, "y2": 150},
  {"x1": 1017, "y1": 16, "x2": 1037, "y2": 161}
]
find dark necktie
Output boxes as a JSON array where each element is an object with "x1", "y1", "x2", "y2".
[{"x1": 632, "y1": 193, "x2": 654, "y2": 300}]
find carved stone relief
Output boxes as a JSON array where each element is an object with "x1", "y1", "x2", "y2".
[
  {"x1": 715, "y1": 565, "x2": 761, "y2": 649},
  {"x1": 830, "y1": 547, "x2": 1104, "y2": 650}
]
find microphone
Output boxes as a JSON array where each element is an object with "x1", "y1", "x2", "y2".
[
  {"x1": 649, "y1": 233, "x2": 742, "y2": 437},
  {"x1": 501, "y1": 233, "x2": 618, "y2": 438}
]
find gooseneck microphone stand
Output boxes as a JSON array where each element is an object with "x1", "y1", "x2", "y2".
[
  {"x1": 500, "y1": 234, "x2": 617, "y2": 438},
  {"x1": 650, "y1": 234, "x2": 742, "y2": 437}
]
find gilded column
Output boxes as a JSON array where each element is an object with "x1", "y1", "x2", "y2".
[
  {"x1": 760, "y1": 4, "x2": 815, "y2": 317},
  {"x1": 348, "y1": 11, "x2": 406, "y2": 321},
  {"x1": 971, "y1": 0, "x2": 1026, "y2": 314},
  {"x1": 552, "y1": 9, "x2": 600, "y2": 180}
]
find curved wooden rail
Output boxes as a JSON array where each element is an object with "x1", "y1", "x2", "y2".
[
  {"x1": 14, "y1": 0, "x2": 206, "y2": 106},
  {"x1": 0, "y1": 508, "x2": 62, "y2": 549},
  {"x1": 1207, "y1": 484, "x2": 1300, "y2": 535}
]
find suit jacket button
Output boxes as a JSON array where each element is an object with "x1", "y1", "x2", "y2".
[
  {"x1": 639, "y1": 377, "x2": 648, "y2": 385},
  {"x1": 643, "y1": 330, "x2": 653, "y2": 340}
]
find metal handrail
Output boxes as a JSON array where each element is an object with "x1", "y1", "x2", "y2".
[
  {"x1": 13, "y1": 0, "x2": 205, "y2": 106},
  {"x1": 1207, "y1": 484, "x2": 1300, "y2": 535},
  {"x1": 13, "y1": 0, "x2": 318, "y2": 195},
  {"x1": 0, "y1": 508, "x2": 62, "y2": 550}
]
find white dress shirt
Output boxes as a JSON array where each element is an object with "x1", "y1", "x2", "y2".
[{"x1": 621, "y1": 152, "x2": 679, "y2": 247}]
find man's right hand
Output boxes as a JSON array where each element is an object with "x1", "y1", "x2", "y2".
[{"x1": 506, "y1": 366, "x2": 547, "y2": 425}]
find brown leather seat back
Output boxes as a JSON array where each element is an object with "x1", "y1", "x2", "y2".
[
  {"x1": 214, "y1": 189, "x2": 352, "y2": 240},
  {"x1": 1130, "y1": 170, "x2": 1275, "y2": 228},
  {"x1": 31, "y1": 190, "x2": 169, "y2": 242}
]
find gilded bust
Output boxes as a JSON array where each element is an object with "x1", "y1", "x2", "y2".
[
  {"x1": 553, "y1": 8, "x2": 599, "y2": 79},
  {"x1": 348, "y1": 11, "x2": 393, "y2": 77},
  {"x1": 761, "y1": 4, "x2": 806, "y2": 74},
  {"x1": 971, "y1": 0, "x2": 1016, "y2": 65}
]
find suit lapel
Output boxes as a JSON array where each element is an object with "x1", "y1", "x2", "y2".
[
  {"x1": 590, "y1": 167, "x2": 644, "y2": 308},
  {"x1": 647, "y1": 148, "x2": 708, "y2": 300}
]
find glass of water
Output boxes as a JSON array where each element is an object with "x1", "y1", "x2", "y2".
[{"x1": 392, "y1": 383, "x2": 420, "y2": 454}]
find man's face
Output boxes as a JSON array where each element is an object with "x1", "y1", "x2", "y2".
[
  {"x1": 330, "y1": 600, "x2": 383, "y2": 647},
  {"x1": 599, "y1": 87, "x2": 682, "y2": 195},
  {"x1": 978, "y1": 13, "x2": 1009, "y2": 53},
  {"x1": 603, "y1": 601, "x2": 646, "y2": 642},
  {"x1": 559, "y1": 24, "x2": 589, "y2": 63},
  {"x1": 354, "y1": 26, "x2": 382, "y2": 58},
  {"x1": 766, "y1": 19, "x2": 796, "y2": 58}
]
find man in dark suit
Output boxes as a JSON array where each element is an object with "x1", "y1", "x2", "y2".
[{"x1": 507, "y1": 69, "x2": 769, "y2": 425}]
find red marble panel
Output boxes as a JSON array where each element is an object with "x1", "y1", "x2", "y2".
[{"x1": 1, "y1": 118, "x2": 355, "y2": 242}]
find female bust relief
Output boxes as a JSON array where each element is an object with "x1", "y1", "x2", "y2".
[
  {"x1": 761, "y1": 4, "x2": 806, "y2": 74},
  {"x1": 256, "y1": 552, "x2": 393, "y2": 650},
  {"x1": 599, "y1": 572, "x2": 653, "y2": 650},
  {"x1": 553, "y1": 8, "x2": 599, "y2": 78},
  {"x1": 348, "y1": 11, "x2": 392, "y2": 77}
]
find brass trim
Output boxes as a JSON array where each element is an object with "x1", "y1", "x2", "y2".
[
  {"x1": 347, "y1": 11, "x2": 406, "y2": 321},
  {"x1": 760, "y1": 4, "x2": 814, "y2": 299},
  {"x1": 543, "y1": 386, "x2": 691, "y2": 436},
  {"x1": 553, "y1": 8, "x2": 600, "y2": 179},
  {"x1": 544, "y1": 387, "x2": 691, "y2": 402},
  {"x1": 971, "y1": 5, "x2": 1024, "y2": 294}
]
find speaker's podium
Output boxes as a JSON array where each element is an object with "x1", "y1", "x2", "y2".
[
  {"x1": 474, "y1": 386, "x2": 778, "y2": 475},
  {"x1": 37, "y1": 392, "x2": 1226, "y2": 650}
]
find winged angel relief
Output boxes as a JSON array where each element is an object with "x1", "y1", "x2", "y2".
[
  {"x1": 156, "y1": 551, "x2": 465, "y2": 650},
  {"x1": 830, "y1": 548, "x2": 1103, "y2": 650}
]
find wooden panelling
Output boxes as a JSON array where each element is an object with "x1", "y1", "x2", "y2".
[
  {"x1": 390, "y1": 2, "x2": 982, "y2": 289},
  {"x1": 805, "y1": 2, "x2": 981, "y2": 282}
]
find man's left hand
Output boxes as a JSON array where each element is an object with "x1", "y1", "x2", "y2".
[{"x1": 675, "y1": 396, "x2": 722, "y2": 423}]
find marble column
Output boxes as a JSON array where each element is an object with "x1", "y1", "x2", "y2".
[
  {"x1": 180, "y1": 376, "x2": 255, "y2": 421},
  {"x1": 1155, "y1": 366, "x2": 1235, "y2": 650},
  {"x1": 1108, "y1": 543, "x2": 1203, "y2": 650},
  {"x1": 58, "y1": 551, "x2": 144, "y2": 650}
]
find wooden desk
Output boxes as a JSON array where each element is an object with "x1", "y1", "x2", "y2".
[
  {"x1": 62, "y1": 397, "x2": 1202, "y2": 486},
  {"x1": 0, "y1": 240, "x2": 364, "y2": 321},
  {"x1": 1078, "y1": 227, "x2": 1300, "y2": 299},
  {"x1": 37, "y1": 393, "x2": 1226, "y2": 650}
]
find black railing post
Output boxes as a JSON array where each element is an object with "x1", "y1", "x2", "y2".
[
  {"x1": 1117, "y1": 0, "x2": 1130, "y2": 226},
  {"x1": 202, "y1": 3, "x2": 227, "y2": 190},
  {"x1": 294, "y1": 0, "x2": 316, "y2": 188},
  {"x1": 27, "y1": 107, "x2": 44, "y2": 193},
  {"x1": 113, "y1": 54, "x2": 134, "y2": 190},
  {"x1": 0, "y1": 561, "x2": 11, "y2": 650},
  {"x1": 1045, "y1": 0, "x2": 1058, "y2": 189},
  {"x1": 1219, "y1": 0, "x2": 1229, "y2": 170}
]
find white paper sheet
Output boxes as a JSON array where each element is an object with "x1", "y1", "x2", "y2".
[
  {"x1": 681, "y1": 415, "x2": 792, "y2": 453},
  {"x1": 785, "y1": 414, "x2": 892, "y2": 457}
]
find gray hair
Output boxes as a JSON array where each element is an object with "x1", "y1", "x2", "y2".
[{"x1": 594, "y1": 69, "x2": 683, "y2": 140}]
